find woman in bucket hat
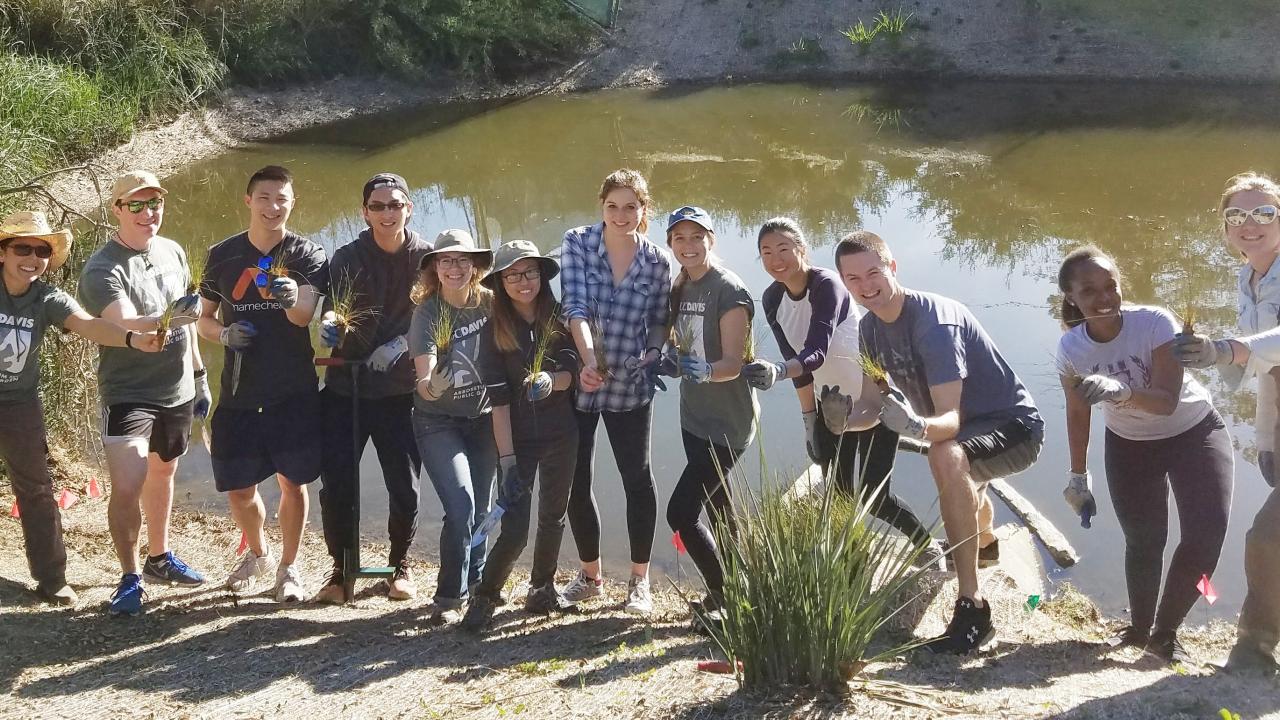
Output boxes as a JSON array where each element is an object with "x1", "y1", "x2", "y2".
[
  {"x1": 408, "y1": 229, "x2": 502, "y2": 624},
  {"x1": 0, "y1": 211, "x2": 163, "y2": 605},
  {"x1": 462, "y1": 240, "x2": 581, "y2": 632}
]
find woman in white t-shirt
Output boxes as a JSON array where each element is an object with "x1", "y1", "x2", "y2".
[{"x1": 1056, "y1": 245, "x2": 1233, "y2": 665}]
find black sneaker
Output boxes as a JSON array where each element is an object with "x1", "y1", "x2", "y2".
[
  {"x1": 462, "y1": 594, "x2": 498, "y2": 634},
  {"x1": 1102, "y1": 625, "x2": 1149, "y2": 649},
  {"x1": 1223, "y1": 641, "x2": 1280, "y2": 677},
  {"x1": 1146, "y1": 630, "x2": 1192, "y2": 665},
  {"x1": 924, "y1": 597, "x2": 994, "y2": 655},
  {"x1": 525, "y1": 583, "x2": 576, "y2": 615}
]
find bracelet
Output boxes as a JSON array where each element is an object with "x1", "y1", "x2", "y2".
[
  {"x1": 645, "y1": 346, "x2": 662, "y2": 357},
  {"x1": 124, "y1": 331, "x2": 134, "y2": 349}
]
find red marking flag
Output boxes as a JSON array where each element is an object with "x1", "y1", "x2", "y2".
[
  {"x1": 57, "y1": 489, "x2": 77, "y2": 510},
  {"x1": 237, "y1": 532, "x2": 248, "y2": 555},
  {"x1": 9, "y1": 501, "x2": 19, "y2": 518},
  {"x1": 87, "y1": 478, "x2": 104, "y2": 499},
  {"x1": 1197, "y1": 574, "x2": 1219, "y2": 605},
  {"x1": 672, "y1": 531, "x2": 686, "y2": 554}
]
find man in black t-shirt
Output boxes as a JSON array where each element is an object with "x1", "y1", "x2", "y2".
[
  {"x1": 313, "y1": 173, "x2": 432, "y2": 604},
  {"x1": 196, "y1": 165, "x2": 326, "y2": 604}
]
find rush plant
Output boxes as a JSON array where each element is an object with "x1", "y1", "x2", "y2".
[{"x1": 525, "y1": 302, "x2": 562, "y2": 385}]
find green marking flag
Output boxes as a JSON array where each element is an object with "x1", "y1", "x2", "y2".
[{"x1": 1024, "y1": 594, "x2": 1041, "y2": 611}]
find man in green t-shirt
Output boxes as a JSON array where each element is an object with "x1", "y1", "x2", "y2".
[
  {"x1": 78, "y1": 171, "x2": 211, "y2": 616},
  {"x1": 1, "y1": 210, "x2": 165, "y2": 606}
]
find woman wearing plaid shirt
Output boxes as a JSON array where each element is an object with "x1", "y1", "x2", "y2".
[{"x1": 559, "y1": 169, "x2": 674, "y2": 615}]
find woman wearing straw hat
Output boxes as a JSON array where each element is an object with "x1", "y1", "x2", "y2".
[
  {"x1": 0, "y1": 210, "x2": 164, "y2": 605},
  {"x1": 462, "y1": 240, "x2": 580, "y2": 632},
  {"x1": 408, "y1": 229, "x2": 502, "y2": 624}
]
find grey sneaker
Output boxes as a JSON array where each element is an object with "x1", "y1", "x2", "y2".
[
  {"x1": 624, "y1": 575, "x2": 652, "y2": 615},
  {"x1": 525, "y1": 582, "x2": 576, "y2": 615},
  {"x1": 274, "y1": 563, "x2": 306, "y2": 603},
  {"x1": 562, "y1": 570, "x2": 604, "y2": 602},
  {"x1": 226, "y1": 549, "x2": 277, "y2": 594},
  {"x1": 430, "y1": 606, "x2": 464, "y2": 626}
]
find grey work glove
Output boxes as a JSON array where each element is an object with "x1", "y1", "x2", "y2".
[
  {"x1": 819, "y1": 384, "x2": 853, "y2": 435},
  {"x1": 268, "y1": 276, "x2": 299, "y2": 309},
  {"x1": 319, "y1": 315, "x2": 342, "y2": 348},
  {"x1": 368, "y1": 335, "x2": 409, "y2": 373},
  {"x1": 1063, "y1": 470, "x2": 1097, "y2": 529},
  {"x1": 219, "y1": 321, "x2": 257, "y2": 351},
  {"x1": 526, "y1": 371, "x2": 554, "y2": 402},
  {"x1": 1077, "y1": 374, "x2": 1132, "y2": 405},
  {"x1": 422, "y1": 362, "x2": 453, "y2": 401},
  {"x1": 802, "y1": 410, "x2": 821, "y2": 464},
  {"x1": 193, "y1": 373, "x2": 212, "y2": 420},
  {"x1": 879, "y1": 388, "x2": 927, "y2": 440},
  {"x1": 167, "y1": 293, "x2": 201, "y2": 328},
  {"x1": 742, "y1": 359, "x2": 785, "y2": 391},
  {"x1": 1171, "y1": 333, "x2": 1234, "y2": 369},
  {"x1": 496, "y1": 454, "x2": 524, "y2": 506},
  {"x1": 679, "y1": 354, "x2": 713, "y2": 383},
  {"x1": 1261, "y1": 451, "x2": 1277, "y2": 489}
]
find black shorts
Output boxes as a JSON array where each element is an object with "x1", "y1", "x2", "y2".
[
  {"x1": 210, "y1": 390, "x2": 323, "y2": 492},
  {"x1": 102, "y1": 400, "x2": 194, "y2": 463},
  {"x1": 961, "y1": 415, "x2": 1044, "y2": 484}
]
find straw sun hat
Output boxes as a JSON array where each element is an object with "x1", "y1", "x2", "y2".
[{"x1": 0, "y1": 211, "x2": 73, "y2": 271}]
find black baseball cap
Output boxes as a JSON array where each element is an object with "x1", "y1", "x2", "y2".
[{"x1": 362, "y1": 173, "x2": 410, "y2": 204}]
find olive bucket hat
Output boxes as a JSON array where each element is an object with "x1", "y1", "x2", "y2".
[
  {"x1": 482, "y1": 240, "x2": 560, "y2": 289},
  {"x1": 0, "y1": 211, "x2": 73, "y2": 271},
  {"x1": 418, "y1": 229, "x2": 494, "y2": 271}
]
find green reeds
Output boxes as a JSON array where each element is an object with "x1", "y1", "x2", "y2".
[
  {"x1": 672, "y1": 316, "x2": 699, "y2": 357},
  {"x1": 588, "y1": 317, "x2": 610, "y2": 377},
  {"x1": 328, "y1": 271, "x2": 377, "y2": 350},
  {"x1": 185, "y1": 245, "x2": 208, "y2": 295},
  {"x1": 858, "y1": 351, "x2": 892, "y2": 395},
  {"x1": 743, "y1": 323, "x2": 758, "y2": 363},
  {"x1": 432, "y1": 300, "x2": 458, "y2": 357},
  {"x1": 704, "y1": 456, "x2": 929, "y2": 691},
  {"x1": 525, "y1": 303, "x2": 562, "y2": 385}
]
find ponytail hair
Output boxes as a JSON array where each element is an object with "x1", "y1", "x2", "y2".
[
  {"x1": 1057, "y1": 244, "x2": 1120, "y2": 329},
  {"x1": 757, "y1": 217, "x2": 809, "y2": 267}
]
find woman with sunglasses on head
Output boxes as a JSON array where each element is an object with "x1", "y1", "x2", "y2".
[
  {"x1": 559, "y1": 169, "x2": 674, "y2": 615},
  {"x1": 1056, "y1": 245, "x2": 1232, "y2": 666},
  {"x1": 461, "y1": 241, "x2": 580, "y2": 633},
  {"x1": 408, "y1": 229, "x2": 500, "y2": 625},
  {"x1": 1170, "y1": 172, "x2": 1280, "y2": 676},
  {"x1": 0, "y1": 211, "x2": 164, "y2": 606},
  {"x1": 741, "y1": 219, "x2": 938, "y2": 564}
]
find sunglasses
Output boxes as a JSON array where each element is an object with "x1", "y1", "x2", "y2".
[
  {"x1": 501, "y1": 268, "x2": 541, "y2": 284},
  {"x1": 116, "y1": 197, "x2": 164, "y2": 214},
  {"x1": 366, "y1": 201, "x2": 407, "y2": 212},
  {"x1": 1224, "y1": 204, "x2": 1279, "y2": 227},
  {"x1": 4, "y1": 242, "x2": 54, "y2": 259}
]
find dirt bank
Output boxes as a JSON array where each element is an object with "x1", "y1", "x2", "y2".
[{"x1": 2, "y1": 486, "x2": 1278, "y2": 719}]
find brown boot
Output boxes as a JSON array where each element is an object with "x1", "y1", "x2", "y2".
[
  {"x1": 388, "y1": 563, "x2": 417, "y2": 601},
  {"x1": 312, "y1": 566, "x2": 347, "y2": 605}
]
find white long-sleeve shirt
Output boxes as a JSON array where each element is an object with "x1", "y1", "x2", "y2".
[{"x1": 1238, "y1": 260, "x2": 1280, "y2": 452}]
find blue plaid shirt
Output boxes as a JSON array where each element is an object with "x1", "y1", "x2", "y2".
[{"x1": 560, "y1": 223, "x2": 673, "y2": 413}]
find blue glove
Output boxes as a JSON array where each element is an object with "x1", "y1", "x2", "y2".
[
  {"x1": 193, "y1": 373, "x2": 212, "y2": 420},
  {"x1": 369, "y1": 336, "x2": 408, "y2": 373},
  {"x1": 1063, "y1": 471, "x2": 1097, "y2": 529},
  {"x1": 319, "y1": 315, "x2": 342, "y2": 348},
  {"x1": 526, "y1": 371, "x2": 553, "y2": 402},
  {"x1": 679, "y1": 354, "x2": 713, "y2": 383}
]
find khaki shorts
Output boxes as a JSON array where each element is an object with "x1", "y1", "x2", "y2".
[{"x1": 962, "y1": 415, "x2": 1044, "y2": 484}]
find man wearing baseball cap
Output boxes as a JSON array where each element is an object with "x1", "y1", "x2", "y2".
[
  {"x1": 78, "y1": 170, "x2": 210, "y2": 615},
  {"x1": 314, "y1": 173, "x2": 432, "y2": 603}
]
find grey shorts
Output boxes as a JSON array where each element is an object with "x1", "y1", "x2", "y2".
[{"x1": 961, "y1": 415, "x2": 1044, "y2": 484}]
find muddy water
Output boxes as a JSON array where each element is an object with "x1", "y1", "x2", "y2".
[{"x1": 159, "y1": 82, "x2": 1280, "y2": 618}]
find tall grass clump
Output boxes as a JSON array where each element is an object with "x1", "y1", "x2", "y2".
[{"x1": 706, "y1": 464, "x2": 927, "y2": 691}]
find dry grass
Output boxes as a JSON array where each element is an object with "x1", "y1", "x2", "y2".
[
  {"x1": 432, "y1": 300, "x2": 458, "y2": 356},
  {"x1": 327, "y1": 270, "x2": 379, "y2": 350},
  {"x1": 857, "y1": 352, "x2": 891, "y2": 395}
]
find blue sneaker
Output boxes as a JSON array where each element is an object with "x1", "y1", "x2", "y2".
[
  {"x1": 142, "y1": 551, "x2": 205, "y2": 586},
  {"x1": 108, "y1": 573, "x2": 145, "y2": 616}
]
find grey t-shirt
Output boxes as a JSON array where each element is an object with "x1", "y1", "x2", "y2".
[
  {"x1": 408, "y1": 293, "x2": 499, "y2": 418},
  {"x1": 859, "y1": 289, "x2": 1040, "y2": 441},
  {"x1": 0, "y1": 280, "x2": 81, "y2": 405},
  {"x1": 78, "y1": 236, "x2": 194, "y2": 407},
  {"x1": 675, "y1": 266, "x2": 758, "y2": 451}
]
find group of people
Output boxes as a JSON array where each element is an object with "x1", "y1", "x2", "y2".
[{"x1": 0, "y1": 164, "x2": 1275, "y2": 672}]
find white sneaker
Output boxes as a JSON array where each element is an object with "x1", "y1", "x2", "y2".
[
  {"x1": 275, "y1": 563, "x2": 306, "y2": 603},
  {"x1": 225, "y1": 549, "x2": 277, "y2": 593},
  {"x1": 624, "y1": 575, "x2": 652, "y2": 615},
  {"x1": 562, "y1": 569, "x2": 604, "y2": 602}
]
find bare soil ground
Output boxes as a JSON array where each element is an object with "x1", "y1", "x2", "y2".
[{"x1": 3, "y1": 474, "x2": 1278, "y2": 720}]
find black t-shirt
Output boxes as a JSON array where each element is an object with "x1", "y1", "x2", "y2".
[
  {"x1": 323, "y1": 229, "x2": 432, "y2": 398},
  {"x1": 200, "y1": 231, "x2": 326, "y2": 409},
  {"x1": 485, "y1": 306, "x2": 579, "y2": 435}
]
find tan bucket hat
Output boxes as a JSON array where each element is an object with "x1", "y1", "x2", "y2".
[
  {"x1": 418, "y1": 229, "x2": 494, "y2": 271},
  {"x1": 482, "y1": 239, "x2": 559, "y2": 288},
  {"x1": 0, "y1": 211, "x2": 73, "y2": 271},
  {"x1": 111, "y1": 170, "x2": 167, "y2": 205}
]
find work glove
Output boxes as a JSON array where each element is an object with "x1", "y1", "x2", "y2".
[
  {"x1": 629, "y1": 349, "x2": 668, "y2": 392},
  {"x1": 802, "y1": 410, "x2": 821, "y2": 464},
  {"x1": 526, "y1": 371, "x2": 554, "y2": 402},
  {"x1": 167, "y1": 293, "x2": 201, "y2": 328},
  {"x1": 1063, "y1": 470, "x2": 1097, "y2": 529},
  {"x1": 819, "y1": 384, "x2": 853, "y2": 435},
  {"x1": 422, "y1": 362, "x2": 453, "y2": 401},
  {"x1": 369, "y1": 335, "x2": 409, "y2": 373},
  {"x1": 656, "y1": 349, "x2": 681, "y2": 379},
  {"x1": 1077, "y1": 374, "x2": 1132, "y2": 405},
  {"x1": 220, "y1": 321, "x2": 257, "y2": 351},
  {"x1": 319, "y1": 315, "x2": 342, "y2": 348},
  {"x1": 679, "y1": 354, "x2": 713, "y2": 383},
  {"x1": 742, "y1": 359, "x2": 786, "y2": 391},
  {"x1": 471, "y1": 456, "x2": 523, "y2": 548},
  {"x1": 1171, "y1": 333, "x2": 1234, "y2": 369},
  {"x1": 1261, "y1": 451, "x2": 1277, "y2": 489},
  {"x1": 193, "y1": 372, "x2": 212, "y2": 420},
  {"x1": 268, "y1": 276, "x2": 299, "y2": 309},
  {"x1": 879, "y1": 388, "x2": 927, "y2": 440}
]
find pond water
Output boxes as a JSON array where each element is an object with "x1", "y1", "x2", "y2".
[{"x1": 160, "y1": 81, "x2": 1280, "y2": 619}]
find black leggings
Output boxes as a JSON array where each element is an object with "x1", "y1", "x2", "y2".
[
  {"x1": 569, "y1": 403, "x2": 656, "y2": 564},
  {"x1": 823, "y1": 422, "x2": 933, "y2": 546},
  {"x1": 1104, "y1": 411, "x2": 1233, "y2": 635},
  {"x1": 666, "y1": 430, "x2": 742, "y2": 601}
]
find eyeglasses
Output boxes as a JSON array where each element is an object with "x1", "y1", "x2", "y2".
[
  {"x1": 436, "y1": 256, "x2": 474, "y2": 269},
  {"x1": 116, "y1": 197, "x2": 164, "y2": 214},
  {"x1": 1224, "y1": 205, "x2": 1280, "y2": 227},
  {"x1": 501, "y1": 268, "x2": 541, "y2": 284},
  {"x1": 366, "y1": 201, "x2": 407, "y2": 212},
  {"x1": 4, "y1": 242, "x2": 53, "y2": 259}
]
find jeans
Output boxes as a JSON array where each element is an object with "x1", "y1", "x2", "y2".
[
  {"x1": 413, "y1": 410, "x2": 497, "y2": 607},
  {"x1": 666, "y1": 430, "x2": 741, "y2": 602},
  {"x1": 477, "y1": 412, "x2": 578, "y2": 597},
  {"x1": 1238, "y1": 485, "x2": 1280, "y2": 652},
  {"x1": 319, "y1": 388, "x2": 421, "y2": 568},
  {"x1": 569, "y1": 403, "x2": 656, "y2": 564},
  {"x1": 0, "y1": 398, "x2": 66, "y2": 588}
]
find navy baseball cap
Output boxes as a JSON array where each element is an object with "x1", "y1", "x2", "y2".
[
  {"x1": 666, "y1": 205, "x2": 714, "y2": 233},
  {"x1": 362, "y1": 173, "x2": 410, "y2": 204}
]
